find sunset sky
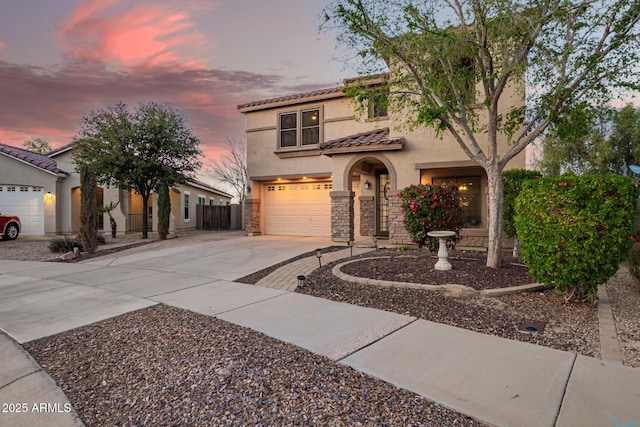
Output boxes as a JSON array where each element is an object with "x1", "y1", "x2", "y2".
[{"x1": 0, "y1": 0, "x2": 352, "y2": 172}]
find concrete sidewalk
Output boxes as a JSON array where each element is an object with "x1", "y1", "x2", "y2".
[{"x1": 1, "y1": 236, "x2": 639, "y2": 427}]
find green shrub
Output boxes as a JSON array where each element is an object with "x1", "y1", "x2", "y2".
[
  {"x1": 515, "y1": 175, "x2": 639, "y2": 299},
  {"x1": 400, "y1": 183, "x2": 464, "y2": 251},
  {"x1": 49, "y1": 235, "x2": 83, "y2": 253},
  {"x1": 502, "y1": 169, "x2": 542, "y2": 238}
]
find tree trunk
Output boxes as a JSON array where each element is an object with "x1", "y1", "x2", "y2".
[
  {"x1": 141, "y1": 190, "x2": 150, "y2": 239},
  {"x1": 486, "y1": 167, "x2": 504, "y2": 268}
]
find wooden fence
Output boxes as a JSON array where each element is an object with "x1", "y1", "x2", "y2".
[{"x1": 196, "y1": 204, "x2": 242, "y2": 230}]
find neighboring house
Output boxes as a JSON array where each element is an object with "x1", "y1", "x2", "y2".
[
  {"x1": 0, "y1": 142, "x2": 231, "y2": 236},
  {"x1": 238, "y1": 76, "x2": 528, "y2": 248}
]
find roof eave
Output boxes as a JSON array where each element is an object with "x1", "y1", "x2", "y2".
[
  {"x1": 320, "y1": 141, "x2": 405, "y2": 156},
  {"x1": 238, "y1": 90, "x2": 346, "y2": 113}
]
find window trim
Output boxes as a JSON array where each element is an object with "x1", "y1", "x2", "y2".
[
  {"x1": 183, "y1": 191, "x2": 190, "y2": 221},
  {"x1": 277, "y1": 106, "x2": 323, "y2": 150}
]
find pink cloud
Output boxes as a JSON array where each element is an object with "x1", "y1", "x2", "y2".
[
  {"x1": 58, "y1": 0, "x2": 211, "y2": 70},
  {"x1": 0, "y1": 41, "x2": 6, "y2": 56}
]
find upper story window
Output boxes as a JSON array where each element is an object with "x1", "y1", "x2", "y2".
[
  {"x1": 368, "y1": 92, "x2": 388, "y2": 119},
  {"x1": 279, "y1": 108, "x2": 321, "y2": 149}
]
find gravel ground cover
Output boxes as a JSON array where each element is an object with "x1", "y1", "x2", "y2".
[
  {"x1": 294, "y1": 249, "x2": 601, "y2": 358},
  {"x1": 24, "y1": 305, "x2": 484, "y2": 427}
]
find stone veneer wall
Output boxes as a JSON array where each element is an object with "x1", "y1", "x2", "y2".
[
  {"x1": 331, "y1": 191, "x2": 354, "y2": 242},
  {"x1": 359, "y1": 196, "x2": 375, "y2": 237},
  {"x1": 244, "y1": 199, "x2": 261, "y2": 236},
  {"x1": 388, "y1": 193, "x2": 412, "y2": 245}
]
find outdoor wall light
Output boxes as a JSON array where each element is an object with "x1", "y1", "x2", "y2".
[
  {"x1": 364, "y1": 180, "x2": 370, "y2": 189},
  {"x1": 347, "y1": 240, "x2": 354, "y2": 256},
  {"x1": 315, "y1": 248, "x2": 323, "y2": 267},
  {"x1": 45, "y1": 192, "x2": 52, "y2": 200},
  {"x1": 246, "y1": 185, "x2": 251, "y2": 193}
]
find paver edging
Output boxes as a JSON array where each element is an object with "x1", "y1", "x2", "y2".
[{"x1": 332, "y1": 257, "x2": 552, "y2": 296}]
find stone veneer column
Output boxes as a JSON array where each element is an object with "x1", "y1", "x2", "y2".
[
  {"x1": 359, "y1": 196, "x2": 375, "y2": 237},
  {"x1": 330, "y1": 191, "x2": 354, "y2": 242},
  {"x1": 244, "y1": 199, "x2": 261, "y2": 236},
  {"x1": 388, "y1": 192, "x2": 413, "y2": 245}
]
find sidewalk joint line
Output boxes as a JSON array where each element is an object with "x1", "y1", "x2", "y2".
[
  {"x1": 212, "y1": 290, "x2": 292, "y2": 317},
  {"x1": 0, "y1": 369, "x2": 41, "y2": 391},
  {"x1": 336, "y1": 317, "x2": 419, "y2": 362},
  {"x1": 553, "y1": 352, "x2": 578, "y2": 427}
]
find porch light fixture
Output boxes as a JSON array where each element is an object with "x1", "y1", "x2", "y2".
[
  {"x1": 364, "y1": 180, "x2": 370, "y2": 189},
  {"x1": 348, "y1": 240, "x2": 354, "y2": 256},
  {"x1": 46, "y1": 192, "x2": 52, "y2": 199},
  {"x1": 315, "y1": 248, "x2": 323, "y2": 267}
]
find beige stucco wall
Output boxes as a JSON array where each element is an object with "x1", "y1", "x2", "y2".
[
  {"x1": 245, "y1": 96, "x2": 385, "y2": 189},
  {"x1": 0, "y1": 154, "x2": 60, "y2": 234},
  {"x1": 242, "y1": 80, "x2": 528, "y2": 240}
]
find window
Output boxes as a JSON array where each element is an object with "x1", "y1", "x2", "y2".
[
  {"x1": 7, "y1": 186, "x2": 15, "y2": 192},
  {"x1": 184, "y1": 193, "x2": 190, "y2": 220},
  {"x1": 368, "y1": 91, "x2": 388, "y2": 119},
  {"x1": 432, "y1": 176, "x2": 482, "y2": 228},
  {"x1": 198, "y1": 196, "x2": 205, "y2": 205},
  {"x1": 279, "y1": 108, "x2": 320, "y2": 148},
  {"x1": 20, "y1": 186, "x2": 28, "y2": 192}
]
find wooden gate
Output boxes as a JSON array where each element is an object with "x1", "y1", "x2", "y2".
[{"x1": 196, "y1": 205, "x2": 231, "y2": 230}]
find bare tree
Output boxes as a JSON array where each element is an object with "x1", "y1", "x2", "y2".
[
  {"x1": 209, "y1": 137, "x2": 248, "y2": 202},
  {"x1": 23, "y1": 137, "x2": 52, "y2": 154}
]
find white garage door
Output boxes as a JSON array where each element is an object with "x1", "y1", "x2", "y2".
[
  {"x1": 0, "y1": 185, "x2": 45, "y2": 236},
  {"x1": 264, "y1": 182, "x2": 331, "y2": 237}
]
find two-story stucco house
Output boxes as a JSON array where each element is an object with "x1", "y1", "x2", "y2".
[
  {"x1": 238, "y1": 75, "x2": 527, "y2": 248},
  {"x1": 0, "y1": 142, "x2": 231, "y2": 236}
]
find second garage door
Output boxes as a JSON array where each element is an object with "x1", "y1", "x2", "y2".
[
  {"x1": 0, "y1": 185, "x2": 45, "y2": 236},
  {"x1": 264, "y1": 182, "x2": 331, "y2": 237}
]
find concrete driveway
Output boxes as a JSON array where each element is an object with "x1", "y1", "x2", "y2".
[{"x1": 0, "y1": 234, "x2": 332, "y2": 343}]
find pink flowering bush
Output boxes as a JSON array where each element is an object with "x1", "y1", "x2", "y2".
[{"x1": 400, "y1": 183, "x2": 464, "y2": 251}]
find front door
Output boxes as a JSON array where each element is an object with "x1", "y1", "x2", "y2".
[{"x1": 376, "y1": 171, "x2": 390, "y2": 237}]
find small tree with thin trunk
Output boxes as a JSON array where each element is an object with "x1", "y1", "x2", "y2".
[
  {"x1": 79, "y1": 163, "x2": 98, "y2": 254},
  {"x1": 72, "y1": 101, "x2": 202, "y2": 239}
]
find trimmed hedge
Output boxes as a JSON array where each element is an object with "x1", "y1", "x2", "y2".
[
  {"x1": 502, "y1": 169, "x2": 542, "y2": 238},
  {"x1": 515, "y1": 175, "x2": 639, "y2": 298},
  {"x1": 400, "y1": 183, "x2": 464, "y2": 251}
]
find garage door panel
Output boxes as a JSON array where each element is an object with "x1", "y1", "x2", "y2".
[
  {"x1": 0, "y1": 185, "x2": 44, "y2": 235},
  {"x1": 264, "y1": 182, "x2": 331, "y2": 237}
]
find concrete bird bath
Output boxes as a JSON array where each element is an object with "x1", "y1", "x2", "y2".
[{"x1": 427, "y1": 231, "x2": 456, "y2": 271}]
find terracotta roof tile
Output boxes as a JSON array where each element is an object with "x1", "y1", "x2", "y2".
[
  {"x1": 0, "y1": 142, "x2": 68, "y2": 175},
  {"x1": 319, "y1": 128, "x2": 403, "y2": 151},
  {"x1": 237, "y1": 86, "x2": 344, "y2": 110}
]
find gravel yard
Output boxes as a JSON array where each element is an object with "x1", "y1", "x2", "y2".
[{"x1": 24, "y1": 305, "x2": 483, "y2": 427}]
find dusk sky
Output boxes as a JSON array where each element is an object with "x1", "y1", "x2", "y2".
[{"x1": 0, "y1": 0, "x2": 353, "y2": 173}]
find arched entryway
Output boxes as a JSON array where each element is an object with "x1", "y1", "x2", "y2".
[{"x1": 331, "y1": 153, "x2": 397, "y2": 242}]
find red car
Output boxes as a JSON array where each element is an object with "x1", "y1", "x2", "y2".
[{"x1": 0, "y1": 213, "x2": 21, "y2": 240}]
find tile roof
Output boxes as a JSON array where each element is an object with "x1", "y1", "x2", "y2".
[
  {"x1": 0, "y1": 142, "x2": 68, "y2": 175},
  {"x1": 47, "y1": 143, "x2": 74, "y2": 157},
  {"x1": 319, "y1": 128, "x2": 404, "y2": 151},
  {"x1": 188, "y1": 178, "x2": 234, "y2": 199},
  {"x1": 237, "y1": 86, "x2": 345, "y2": 110}
]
